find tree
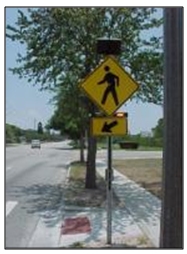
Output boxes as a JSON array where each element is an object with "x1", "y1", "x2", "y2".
[
  {"x1": 152, "y1": 118, "x2": 163, "y2": 138},
  {"x1": 48, "y1": 85, "x2": 88, "y2": 162},
  {"x1": 152, "y1": 118, "x2": 163, "y2": 146},
  {"x1": 6, "y1": 7, "x2": 163, "y2": 188},
  {"x1": 6, "y1": 123, "x2": 22, "y2": 143},
  {"x1": 37, "y1": 121, "x2": 43, "y2": 134}
]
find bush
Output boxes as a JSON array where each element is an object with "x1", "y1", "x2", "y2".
[
  {"x1": 119, "y1": 141, "x2": 139, "y2": 149},
  {"x1": 6, "y1": 123, "x2": 62, "y2": 144},
  {"x1": 6, "y1": 124, "x2": 21, "y2": 143}
]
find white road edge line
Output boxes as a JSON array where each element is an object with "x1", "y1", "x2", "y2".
[{"x1": 6, "y1": 201, "x2": 18, "y2": 217}]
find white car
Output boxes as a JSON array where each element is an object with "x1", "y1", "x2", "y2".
[{"x1": 31, "y1": 139, "x2": 41, "y2": 149}]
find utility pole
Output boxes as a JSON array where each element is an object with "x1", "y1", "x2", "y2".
[
  {"x1": 160, "y1": 7, "x2": 183, "y2": 248},
  {"x1": 34, "y1": 118, "x2": 36, "y2": 131}
]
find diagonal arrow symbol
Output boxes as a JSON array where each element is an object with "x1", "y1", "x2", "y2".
[{"x1": 101, "y1": 120, "x2": 118, "y2": 133}]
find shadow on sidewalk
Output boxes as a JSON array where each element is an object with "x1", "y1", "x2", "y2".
[
  {"x1": 61, "y1": 206, "x2": 151, "y2": 248},
  {"x1": 113, "y1": 174, "x2": 161, "y2": 224},
  {"x1": 8, "y1": 183, "x2": 65, "y2": 228}
]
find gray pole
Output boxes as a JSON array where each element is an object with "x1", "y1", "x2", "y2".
[
  {"x1": 160, "y1": 7, "x2": 183, "y2": 248},
  {"x1": 34, "y1": 118, "x2": 36, "y2": 131},
  {"x1": 96, "y1": 38, "x2": 121, "y2": 246},
  {"x1": 107, "y1": 136, "x2": 112, "y2": 244}
]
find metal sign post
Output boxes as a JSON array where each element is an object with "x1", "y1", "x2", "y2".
[
  {"x1": 79, "y1": 38, "x2": 139, "y2": 245},
  {"x1": 107, "y1": 136, "x2": 112, "y2": 244}
]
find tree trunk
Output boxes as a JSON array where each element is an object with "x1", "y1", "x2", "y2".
[
  {"x1": 84, "y1": 47, "x2": 98, "y2": 189},
  {"x1": 85, "y1": 124, "x2": 97, "y2": 189}
]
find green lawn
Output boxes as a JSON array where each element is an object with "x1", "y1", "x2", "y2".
[{"x1": 113, "y1": 158, "x2": 163, "y2": 199}]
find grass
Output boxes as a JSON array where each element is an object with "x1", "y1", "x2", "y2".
[
  {"x1": 137, "y1": 146, "x2": 162, "y2": 151},
  {"x1": 65, "y1": 161, "x2": 120, "y2": 207},
  {"x1": 64, "y1": 161, "x2": 107, "y2": 207},
  {"x1": 65, "y1": 159, "x2": 162, "y2": 205},
  {"x1": 113, "y1": 159, "x2": 162, "y2": 199},
  {"x1": 69, "y1": 161, "x2": 86, "y2": 180}
]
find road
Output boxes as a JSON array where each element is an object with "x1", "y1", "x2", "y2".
[
  {"x1": 6, "y1": 141, "x2": 162, "y2": 248},
  {"x1": 6, "y1": 140, "x2": 79, "y2": 248}
]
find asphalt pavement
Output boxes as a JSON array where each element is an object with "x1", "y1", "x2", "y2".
[{"x1": 6, "y1": 141, "x2": 79, "y2": 248}]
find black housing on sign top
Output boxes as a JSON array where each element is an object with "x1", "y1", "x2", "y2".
[{"x1": 96, "y1": 39, "x2": 121, "y2": 55}]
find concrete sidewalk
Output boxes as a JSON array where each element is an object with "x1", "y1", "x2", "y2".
[
  {"x1": 59, "y1": 206, "x2": 149, "y2": 248},
  {"x1": 96, "y1": 160, "x2": 161, "y2": 247},
  {"x1": 59, "y1": 160, "x2": 160, "y2": 248},
  {"x1": 29, "y1": 159, "x2": 161, "y2": 248}
]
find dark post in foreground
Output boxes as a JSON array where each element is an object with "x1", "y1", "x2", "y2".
[{"x1": 160, "y1": 7, "x2": 183, "y2": 248}]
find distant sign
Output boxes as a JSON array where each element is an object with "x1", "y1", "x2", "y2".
[
  {"x1": 79, "y1": 56, "x2": 139, "y2": 115},
  {"x1": 91, "y1": 116, "x2": 128, "y2": 136}
]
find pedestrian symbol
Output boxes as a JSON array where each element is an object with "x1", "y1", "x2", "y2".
[
  {"x1": 79, "y1": 56, "x2": 139, "y2": 116},
  {"x1": 98, "y1": 66, "x2": 119, "y2": 106}
]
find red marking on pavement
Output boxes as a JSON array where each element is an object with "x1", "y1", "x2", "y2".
[{"x1": 61, "y1": 216, "x2": 91, "y2": 235}]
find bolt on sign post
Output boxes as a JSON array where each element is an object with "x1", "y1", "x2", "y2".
[{"x1": 78, "y1": 38, "x2": 139, "y2": 245}]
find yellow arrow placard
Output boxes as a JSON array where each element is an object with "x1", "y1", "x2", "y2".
[
  {"x1": 79, "y1": 56, "x2": 139, "y2": 116},
  {"x1": 91, "y1": 116, "x2": 128, "y2": 136}
]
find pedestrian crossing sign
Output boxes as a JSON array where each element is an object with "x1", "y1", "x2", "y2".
[{"x1": 79, "y1": 56, "x2": 139, "y2": 116}]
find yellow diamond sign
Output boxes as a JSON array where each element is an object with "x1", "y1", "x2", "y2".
[
  {"x1": 79, "y1": 56, "x2": 139, "y2": 115},
  {"x1": 91, "y1": 116, "x2": 128, "y2": 136}
]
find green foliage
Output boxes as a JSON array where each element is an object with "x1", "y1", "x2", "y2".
[
  {"x1": 6, "y1": 123, "x2": 61, "y2": 143},
  {"x1": 6, "y1": 7, "x2": 163, "y2": 105},
  {"x1": 37, "y1": 121, "x2": 43, "y2": 134},
  {"x1": 48, "y1": 86, "x2": 89, "y2": 140},
  {"x1": 6, "y1": 123, "x2": 22, "y2": 143},
  {"x1": 151, "y1": 118, "x2": 163, "y2": 147},
  {"x1": 23, "y1": 129, "x2": 40, "y2": 142},
  {"x1": 113, "y1": 119, "x2": 163, "y2": 149},
  {"x1": 22, "y1": 128, "x2": 63, "y2": 142},
  {"x1": 6, "y1": 7, "x2": 163, "y2": 139},
  {"x1": 115, "y1": 135, "x2": 162, "y2": 148},
  {"x1": 152, "y1": 118, "x2": 163, "y2": 138}
]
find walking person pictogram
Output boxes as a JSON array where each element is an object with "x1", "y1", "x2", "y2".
[{"x1": 97, "y1": 66, "x2": 119, "y2": 106}]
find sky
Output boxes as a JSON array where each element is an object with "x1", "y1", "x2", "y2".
[
  {"x1": 6, "y1": 8, "x2": 57, "y2": 130},
  {"x1": 5, "y1": 7, "x2": 163, "y2": 134}
]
